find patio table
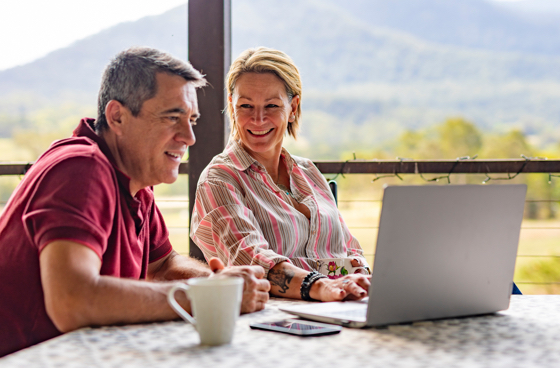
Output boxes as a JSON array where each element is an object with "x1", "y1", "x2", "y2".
[{"x1": 2, "y1": 295, "x2": 560, "y2": 368}]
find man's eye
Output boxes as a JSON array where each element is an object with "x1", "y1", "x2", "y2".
[{"x1": 167, "y1": 116, "x2": 180, "y2": 122}]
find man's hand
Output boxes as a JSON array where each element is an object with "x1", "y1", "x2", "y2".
[{"x1": 208, "y1": 258, "x2": 270, "y2": 313}]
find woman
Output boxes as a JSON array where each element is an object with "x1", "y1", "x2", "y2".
[{"x1": 191, "y1": 47, "x2": 370, "y2": 302}]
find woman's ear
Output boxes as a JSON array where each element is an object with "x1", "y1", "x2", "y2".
[
  {"x1": 290, "y1": 95, "x2": 300, "y2": 118},
  {"x1": 104, "y1": 100, "x2": 127, "y2": 136},
  {"x1": 228, "y1": 94, "x2": 239, "y2": 138},
  {"x1": 228, "y1": 94, "x2": 234, "y2": 113}
]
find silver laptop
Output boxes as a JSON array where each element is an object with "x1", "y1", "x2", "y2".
[{"x1": 280, "y1": 184, "x2": 527, "y2": 328}]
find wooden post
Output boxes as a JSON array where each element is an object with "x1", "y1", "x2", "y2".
[{"x1": 187, "y1": 0, "x2": 231, "y2": 261}]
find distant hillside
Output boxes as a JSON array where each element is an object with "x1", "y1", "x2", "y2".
[
  {"x1": 1, "y1": 0, "x2": 559, "y2": 152},
  {"x1": 0, "y1": 6, "x2": 187, "y2": 109},
  {"x1": 2, "y1": 0, "x2": 559, "y2": 99},
  {"x1": 232, "y1": 0, "x2": 560, "y2": 88},
  {"x1": 320, "y1": 0, "x2": 560, "y2": 56}
]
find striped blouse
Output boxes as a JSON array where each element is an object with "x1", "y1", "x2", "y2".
[{"x1": 190, "y1": 139, "x2": 368, "y2": 276}]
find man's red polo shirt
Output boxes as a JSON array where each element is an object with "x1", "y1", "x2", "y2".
[{"x1": 0, "y1": 118, "x2": 172, "y2": 357}]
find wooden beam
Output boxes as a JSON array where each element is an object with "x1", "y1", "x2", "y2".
[
  {"x1": 313, "y1": 159, "x2": 560, "y2": 175},
  {"x1": 2, "y1": 159, "x2": 559, "y2": 176}
]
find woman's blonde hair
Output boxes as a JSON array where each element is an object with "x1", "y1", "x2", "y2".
[{"x1": 226, "y1": 47, "x2": 302, "y2": 139}]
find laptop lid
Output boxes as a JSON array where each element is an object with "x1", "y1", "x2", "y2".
[
  {"x1": 280, "y1": 184, "x2": 526, "y2": 328},
  {"x1": 365, "y1": 184, "x2": 526, "y2": 326}
]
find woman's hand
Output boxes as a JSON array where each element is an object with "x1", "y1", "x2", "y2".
[
  {"x1": 310, "y1": 274, "x2": 370, "y2": 302},
  {"x1": 350, "y1": 258, "x2": 370, "y2": 275}
]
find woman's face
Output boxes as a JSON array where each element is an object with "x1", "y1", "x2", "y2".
[{"x1": 231, "y1": 72, "x2": 299, "y2": 162}]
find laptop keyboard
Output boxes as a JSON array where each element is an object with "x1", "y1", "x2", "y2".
[{"x1": 325, "y1": 307, "x2": 367, "y2": 320}]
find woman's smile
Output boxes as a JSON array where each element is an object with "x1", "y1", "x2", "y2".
[{"x1": 248, "y1": 128, "x2": 274, "y2": 136}]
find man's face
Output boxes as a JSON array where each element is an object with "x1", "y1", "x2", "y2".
[{"x1": 117, "y1": 72, "x2": 199, "y2": 194}]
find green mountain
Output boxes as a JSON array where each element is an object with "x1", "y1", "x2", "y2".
[{"x1": 0, "y1": 0, "x2": 559, "y2": 155}]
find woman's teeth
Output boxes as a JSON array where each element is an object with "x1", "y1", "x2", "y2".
[{"x1": 250, "y1": 129, "x2": 272, "y2": 136}]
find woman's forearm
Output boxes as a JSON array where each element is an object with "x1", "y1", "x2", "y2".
[{"x1": 267, "y1": 261, "x2": 309, "y2": 299}]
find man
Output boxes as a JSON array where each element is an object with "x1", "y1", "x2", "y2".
[{"x1": 0, "y1": 47, "x2": 270, "y2": 357}]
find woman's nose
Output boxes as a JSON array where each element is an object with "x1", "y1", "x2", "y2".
[{"x1": 253, "y1": 107, "x2": 265, "y2": 123}]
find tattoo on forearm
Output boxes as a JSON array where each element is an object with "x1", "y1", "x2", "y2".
[{"x1": 268, "y1": 268, "x2": 295, "y2": 294}]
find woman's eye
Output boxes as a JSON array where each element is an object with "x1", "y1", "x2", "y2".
[
  {"x1": 239, "y1": 104, "x2": 252, "y2": 108},
  {"x1": 266, "y1": 104, "x2": 279, "y2": 108}
]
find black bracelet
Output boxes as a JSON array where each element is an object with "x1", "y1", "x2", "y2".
[{"x1": 300, "y1": 271, "x2": 327, "y2": 301}]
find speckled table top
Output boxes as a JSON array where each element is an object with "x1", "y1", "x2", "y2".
[{"x1": 3, "y1": 296, "x2": 560, "y2": 368}]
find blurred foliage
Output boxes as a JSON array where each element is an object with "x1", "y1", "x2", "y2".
[
  {"x1": 10, "y1": 104, "x2": 96, "y2": 160},
  {"x1": 517, "y1": 258, "x2": 560, "y2": 294},
  {"x1": 303, "y1": 116, "x2": 560, "y2": 221},
  {"x1": 0, "y1": 107, "x2": 558, "y2": 294},
  {"x1": 393, "y1": 117, "x2": 482, "y2": 160}
]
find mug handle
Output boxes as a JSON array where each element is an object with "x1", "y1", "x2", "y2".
[{"x1": 167, "y1": 284, "x2": 197, "y2": 326}]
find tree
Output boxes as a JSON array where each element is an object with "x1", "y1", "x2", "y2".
[
  {"x1": 481, "y1": 129, "x2": 533, "y2": 159},
  {"x1": 437, "y1": 117, "x2": 482, "y2": 159}
]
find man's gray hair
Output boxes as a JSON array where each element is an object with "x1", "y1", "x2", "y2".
[{"x1": 96, "y1": 47, "x2": 207, "y2": 132}]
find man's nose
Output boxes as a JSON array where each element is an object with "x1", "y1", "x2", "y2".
[{"x1": 176, "y1": 121, "x2": 196, "y2": 146}]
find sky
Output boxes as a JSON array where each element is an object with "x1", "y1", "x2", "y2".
[
  {"x1": 0, "y1": 0, "x2": 187, "y2": 71},
  {"x1": 0, "y1": 0, "x2": 524, "y2": 72}
]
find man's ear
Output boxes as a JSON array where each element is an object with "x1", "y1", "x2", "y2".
[{"x1": 104, "y1": 100, "x2": 127, "y2": 136}]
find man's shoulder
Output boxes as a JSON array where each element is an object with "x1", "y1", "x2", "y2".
[
  {"x1": 27, "y1": 136, "x2": 114, "y2": 183},
  {"x1": 37, "y1": 136, "x2": 111, "y2": 168}
]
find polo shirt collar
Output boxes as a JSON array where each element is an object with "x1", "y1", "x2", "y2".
[
  {"x1": 225, "y1": 138, "x2": 297, "y2": 175},
  {"x1": 73, "y1": 118, "x2": 133, "y2": 194}
]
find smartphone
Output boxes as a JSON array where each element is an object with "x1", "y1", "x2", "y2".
[{"x1": 249, "y1": 319, "x2": 342, "y2": 336}]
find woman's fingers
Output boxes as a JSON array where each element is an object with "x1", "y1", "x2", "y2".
[
  {"x1": 340, "y1": 275, "x2": 369, "y2": 299},
  {"x1": 354, "y1": 274, "x2": 371, "y2": 291},
  {"x1": 353, "y1": 267, "x2": 369, "y2": 275},
  {"x1": 318, "y1": 275, "x2": 371, "y2": 302},
  {"x1": 344, "y1": 281, "x2": 367, "y2": 300},
  {"x1": 350, "y1": 258, "x2": 364, "y2": 268}
]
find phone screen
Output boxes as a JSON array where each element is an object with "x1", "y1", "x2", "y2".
[{"x1": 249, "y1": 319, "x2": 342, "y2": 336}]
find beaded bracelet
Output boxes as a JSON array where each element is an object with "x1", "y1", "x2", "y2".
[{"x1": 300, "y1": 270, "x2": 327, "y2": 301}]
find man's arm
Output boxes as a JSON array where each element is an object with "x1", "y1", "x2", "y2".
[
  {"x1": 40, "y1": 240, "x2": 187, "y2": 333},
  {"x1": 147, "y1": 250, "x2": 212, "y2": 281},
  {"x1": 41, "y1": 242, "x2": 271, "y2": 333}
]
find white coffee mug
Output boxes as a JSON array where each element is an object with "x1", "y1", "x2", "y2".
[{"x1": 167, "y1": 277, "x2": 243, "y2": 346}]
